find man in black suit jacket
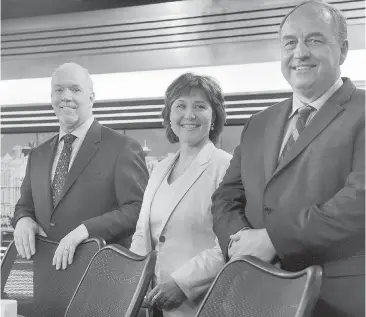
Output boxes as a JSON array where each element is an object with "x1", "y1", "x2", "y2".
[
  {"x1": 211, "y1": 1, "x2": 364, "y2": 316},
  {"x1": 12, "y1": 62, "x2": 149, "y2": 270}
]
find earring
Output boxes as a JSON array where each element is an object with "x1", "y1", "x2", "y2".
[{"x1": 211, "y1": 123, "x2": 214, "y2": 130}]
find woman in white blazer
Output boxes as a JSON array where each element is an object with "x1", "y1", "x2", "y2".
[{"x1": 130, "y1": 73, "x2": 232, "y2": 317}]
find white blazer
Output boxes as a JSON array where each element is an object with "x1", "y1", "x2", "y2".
[{"x1": 130, "y1": 142, "x2": 232, "y2": 317}]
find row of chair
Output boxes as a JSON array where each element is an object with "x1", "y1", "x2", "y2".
[{"x1": 1, "y1": 236, "x2": 323, "y2": 317}]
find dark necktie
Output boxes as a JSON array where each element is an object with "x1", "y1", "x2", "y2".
[
  {"x1": 278, "y1": 105, "x2": 314, "y2": 164},
  {"x1": 51, "y1": 134, "x2": 77, "y2": 207}
]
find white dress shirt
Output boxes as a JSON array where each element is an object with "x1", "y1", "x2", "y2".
[
  {"x1": 278, "y1": 77, "x2": 343, "y2": 159},
  {"x1": 51, "y1": 116, "x2": 95, "y2": 181}
]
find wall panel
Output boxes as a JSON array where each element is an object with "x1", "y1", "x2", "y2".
[
  {"x1": 2, "y1": 0, "x2": 364, "y2": 80},
  {"x1": 1, "y1": 92, "x2": 291, "y2": 133}
]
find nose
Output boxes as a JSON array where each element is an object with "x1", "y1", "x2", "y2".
[
  {"x1": 293, "y1": 41, "x2": 310, "y2": 59},
  {"x1": 61, "y1": 88, "x2": 72, "y2": 101},
  {"x1": 184, "y1": 107, "x2": 195, "y2": 119}
]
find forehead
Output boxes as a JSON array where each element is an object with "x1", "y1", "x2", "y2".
[
  {"x1": 52, "y1": 66, "x2": 89, "y2": 87},
  {"x1": 281, "y1": 4, "x2": 335, "y2": 38},
  {"x1": 174, "y1": 88, "x2": 209, "y2": 102}
]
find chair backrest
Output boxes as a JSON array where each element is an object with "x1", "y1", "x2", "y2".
[
  {"x1": 1, "y1": 235, "x2": 105, "y2": 317},
  {"x1": 195, "y1": 255, "x2": 323, "y2": 317},
  {"x1": 64, "y1": 244, "x2": 157, "y2": 317}
]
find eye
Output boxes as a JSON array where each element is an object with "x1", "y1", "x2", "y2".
[
  {"x1": 307, "y1": 38, "x2": 322, "y2": 44},
  {"x1": 195, "y1": 104, "x2": 206, "y2": 110},
  {"x1": 175, "y1": 103, "x2": 185, "y2": 108},
  {"x1": 71, "y1": 87, "x2": 81, "y2": 92},
  {"x1": 54, "y1": 87, "x2": 63, "y2": 92},
  {"x1": 284, "y1": 40, "x2": 297, "y2": 49}
]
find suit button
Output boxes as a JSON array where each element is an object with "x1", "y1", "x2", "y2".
[
  {"x1": 264, "y1": 207, "x2": 272, "y2": 214},
  {"x1": 159, "y1": 236, "x2": 166, "y2": 243},
  {"x1": 50, "y1": 221, "x2": 56, "y2": 227}
]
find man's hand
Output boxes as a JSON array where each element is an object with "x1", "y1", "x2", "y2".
[
  {"x1": 52, "y1": 224, "x2": 89, "y2": 270},
  {"x1": 228, "y1": 228, "x2": 277, "y2": 262},
  {"x1": 147, "y1": 277, "x2": 187, "y2": 311},
  {"x1": 14, "y1": 217, "x2": 47, "y2": 259}
]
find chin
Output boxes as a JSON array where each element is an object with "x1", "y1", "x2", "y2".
[
  {"x1": 187, "y1": 137, "x2": 210, "y2": 147},
  {"x1": 182, "y1": 138, "x2": 198, "y2": 145},
  {"x1": 179, "y1": 137, "x2": 197, "y2": 146},
  {"x1": 63, "y1": 117, "x2": 78, "y2": 124},
  {"x1": 292, "y1": 80, "x2": 316, "y2": 92},
  {"x1": 61, "y1": 117, "x2": 79, "y2": 128}
]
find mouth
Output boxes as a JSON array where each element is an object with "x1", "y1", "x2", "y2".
[
  {"x1": 291, "y1": 65, "x2": 316, "y2": 71},
  {"x1": 181, "y1": 124, "x2": 200, "y2": 130},
  {"x1": 60, "y1": 105, "x2": 76, "y2": 109}
]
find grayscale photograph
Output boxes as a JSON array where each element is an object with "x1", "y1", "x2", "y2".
[{"x1": 0, "y1": 0, "x2": 365, "y2": 316}]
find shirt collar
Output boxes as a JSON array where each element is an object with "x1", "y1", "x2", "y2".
[
  {"x1": 290, "y1": 77, "x2": 343, "y2": 119},
  {"x1": 58, "y1": 116, "x2": 95, "y2": 142}
]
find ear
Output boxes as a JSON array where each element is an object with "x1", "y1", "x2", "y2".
[
  {"x1": 339, "y1": 39, "x2": 348, "y2": 65},
  {"x1": 211, "y1": 110, "x2": 216, "y2": 125},
  {"x1": 89, "y1": 92, "x2": 95, "y2": 106}
]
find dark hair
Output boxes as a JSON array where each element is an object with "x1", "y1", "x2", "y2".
[
  {"x1": 278, "y1": 0, "x2": 347, "y2": 45},
  {"x1": 162, "y1": 72, "x2": 226, "y2": 144}
]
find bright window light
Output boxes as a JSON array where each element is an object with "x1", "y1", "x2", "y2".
[{"x1": 1, "y1": 49, "x2": 364, "y2": 106}]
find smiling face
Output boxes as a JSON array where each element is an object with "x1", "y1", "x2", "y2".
[
  {"x1": 170, "y1": 88, "x2": 214, "y2": 148},
  {"x1": 280, "y1": 4, "x2": 348, "y2": 101},
  {"x1": 51, "y1": 63, "x2": 95, "y2": 132}
]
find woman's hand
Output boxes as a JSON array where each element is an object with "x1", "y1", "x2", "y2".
[{"x1": 147, "y1": 278, "x2": 187, "y2": 310}]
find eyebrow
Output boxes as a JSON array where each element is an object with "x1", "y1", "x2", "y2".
[
  {"x1": 195, "y1": 101, "x2": 208, "y2": 105},
  {"x1": 281, "y1": 35, "x2": 296, "y2": 41},
  {"x1": 281, "y1": 32, "x2": 325, "y2": 41},
  {"x1": 306, "y1": 32, "x2": 325, "y2": 38},
  {"x1": 53, "y1": 84, "x2": 82, "y2": 88},
  {"x1": 174, "y1": 99, "x2": 208, "y2": 104}
]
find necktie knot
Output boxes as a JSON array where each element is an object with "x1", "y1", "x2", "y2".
[
  {"x1": 298, "y1": 105, "x2": 314, "y2": 118},
  {"x1": 62, "y1": 134, "x2": 76, "y2": 145},
  {"x1": 297, "y1": 105, "x2": 314, "y2": 127},
  {"x1": 278, "y1": 105, "x2": 315, "y2": 165}
]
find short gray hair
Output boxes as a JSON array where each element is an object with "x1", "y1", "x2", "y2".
[
  {"x1": 52, "y1": 62, "x2": 94, "y2": 93},
  {"x1": 278, "y1": 0, "x2": 347, "y2": 44}
]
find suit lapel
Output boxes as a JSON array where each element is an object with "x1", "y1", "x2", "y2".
[
  {"x1": 274, "y1": 102, "x2": 343, "y2": 174},
  {"x1": 273, "y1": 78, "x2": 354, "y2": 178},
  {"x1": 53, "y1": 120, "x2": 101, "y2": 210},
  {"x1": 264, "y1": 99, "x2": 292, "y2": 184},
  {"x1": 145, "y1": 153, "x2": 179, "y2": 209},
  {"x1": 158, "y1": 143, "x2": 215, "y2": 234},
  {"x1": 139, "y1": 152, "x2": 179, "y2": 252},
  {"x1": 40, "y1": 136, "x2": 58, "y2": 217}
]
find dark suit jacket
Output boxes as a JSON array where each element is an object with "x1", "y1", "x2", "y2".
[
  {"x1": 212, "y1": 78, "x2": 365, "y2": 317},
  {"x1": 12, "y1": 120, "x2": 149, "y2": 247}
]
